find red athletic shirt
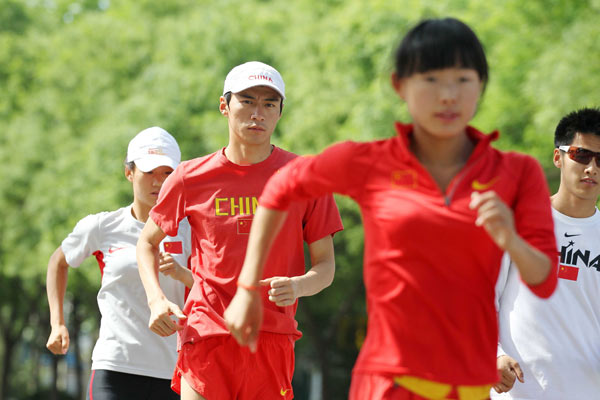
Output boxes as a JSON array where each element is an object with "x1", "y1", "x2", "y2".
[
  {"x1": 260, "y1": 123, "x2": 557, "y2": 386},
  {"x1": 150, "y1": 146, "x2": 342, "y2": 345}
]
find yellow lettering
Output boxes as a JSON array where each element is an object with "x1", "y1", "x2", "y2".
[
  {"x1": 215, "y1": 196, "x2": 259, "y2": 216},
  {"x1": 252, "y1": 197, "x2": 259, "y2": 214},
  {"x1": 215, "y1": 198, "x2": 228, "y2": 216},
  {"x1": 231, "y1": 197, "x2": 244, "y2": 215}
]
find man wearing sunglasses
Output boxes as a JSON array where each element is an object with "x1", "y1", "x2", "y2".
[{"x1": 492, "y1": 108, "x2": 600, "y2": 399}]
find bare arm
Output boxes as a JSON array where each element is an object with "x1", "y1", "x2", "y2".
[
  {"x1": 158, "y1": 252, "x2": 194, "y2": 289},
  {"x1": 470, "y1": 191, "x2": 551, "y2": 285},
  {"x1": 46, "y1": 247, "x2": 70, "y2": 355},
  {"x1": 224, "y1": 206, "x2": 287, "y2": 351},
  {"x1": 137, "y1": 217, "x2": 186, "y2": 337},
  {"x1": 261, "y1": 234, "x2": 335, "y2": 306}
]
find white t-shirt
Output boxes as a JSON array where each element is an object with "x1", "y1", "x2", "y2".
[
  {"x1": 61, "y1": 205, "x2": 191, "y2": 379},
  {"x1": 493, "y1": 207, "x2": 600, "y2": 400}
]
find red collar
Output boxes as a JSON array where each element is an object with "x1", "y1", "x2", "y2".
[{"x1": 393, "y1": 122, "x2": 499, "y2": 160}]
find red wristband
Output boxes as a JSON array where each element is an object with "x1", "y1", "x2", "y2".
[{"x1": 237, "y1": 281, "x2": 260, "y2": 291}]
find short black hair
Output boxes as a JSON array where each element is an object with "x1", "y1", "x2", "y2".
[
  {"x1": 554, "y1": 108, "x2": 600, "y2": 147},
  {"x1": 394, "y1": 18, "x2": 488, "y2": 87},
  {"x1": 124, "y1": 160, "x2": 136, "y2": 171},
  {"x1": 223, "y1": 91, "x2": 284, "y2": 114}
]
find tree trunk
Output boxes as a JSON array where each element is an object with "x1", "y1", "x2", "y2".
[
  {"x1": 32, "y1": 346, "x2": 41, "y2": 395},
  {"x1": 50, "y1": 355, "x2": 59, "y2": 400},
  {"x1": 299, "y1": 304, "x2": 332, "y2": 400},
  {"x1": 72, "y1": 295, "x2": 85, "y2": 400},
  {"x1": 0, "y1": 334, "x2": 15, "y2": 400}
]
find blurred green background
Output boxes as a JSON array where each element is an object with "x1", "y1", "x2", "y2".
[{"x1": 1, "y1": 0, "x2": 599, "y2": 399}]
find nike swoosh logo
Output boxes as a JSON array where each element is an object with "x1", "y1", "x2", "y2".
[
  {"x1": 564, "y1": 233, "x2": 581, "y2": 237},
  {"x1": 471, "y1": 177, "x2": 498, "y2": 191},
  {"x1": 280, "y1": 389, "x2": 290, "y2": 396},
  {"x1": 108, "y1": 247, "x2": 126, "y2": 254}
]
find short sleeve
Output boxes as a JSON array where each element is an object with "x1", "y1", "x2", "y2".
[
  {"x1": 151, "y1": 163, "x2": 187, "y2": 237},
  {"x1": 301, "y1": 195, "x2": 343, "y2": 244},
  {"x1": 61, "y1": 213, "x2": 102, "y2": 268}
]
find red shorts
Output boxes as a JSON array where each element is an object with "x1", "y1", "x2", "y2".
[
  {"x1": 350, "y1": 373, "x2": 431, "y2": 400},
  {"x1": 349, "y1": 373, "x2": 491, "y2": 400},
  {"x1": 172, "y1": 333, "x2": 295, "y2": 400}
]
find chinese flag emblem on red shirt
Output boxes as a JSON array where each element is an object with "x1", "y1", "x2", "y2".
[
  {"x1": 237, "y1": 218, "x2": 253, "y2": 234},
  {"x1": 391, "y1": 170, "x2": 417, "y2": 188},
  {"x1": 164, "y1": 241, "x2": 183, "y2": 254},
  {"x1": 558, "y1": 264, "x2": 578, "y2": 281}
]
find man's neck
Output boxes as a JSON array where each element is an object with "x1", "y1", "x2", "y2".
[
  {"x1": 225, "y1": 143, "x2": 273, "y2": 166},
  {"x1": 551, "y1": 192, "x2": 598, "y2": 218}
]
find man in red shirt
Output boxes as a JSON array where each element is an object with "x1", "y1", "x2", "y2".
[{"x1": 137, "y1": 62, "x2": 342, "y2": 400}]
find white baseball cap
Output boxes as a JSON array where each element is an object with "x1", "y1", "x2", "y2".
[
  {"x1": 126, "y1": 127, "x2": 181, "y2": 172},
  {"x1": 223, "y1": 61, "x2": 285, "y2": 99}
]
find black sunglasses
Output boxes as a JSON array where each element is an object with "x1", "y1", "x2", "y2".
[{"x1": 558, "y1": 145, "x2": 600, "y2": 167}]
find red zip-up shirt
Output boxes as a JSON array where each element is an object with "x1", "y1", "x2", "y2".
[{"x1": 260, "y1": 123, "x2": 557, "y2": 386}]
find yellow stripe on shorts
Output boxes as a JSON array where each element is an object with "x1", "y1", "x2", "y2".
[{"x1": 393, "y1": 375, "x2": 491, "y2": 400}]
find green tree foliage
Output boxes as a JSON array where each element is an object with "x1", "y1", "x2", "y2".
[{"x1": 1, "y1": 1, "x2": 598, "y2": 398}]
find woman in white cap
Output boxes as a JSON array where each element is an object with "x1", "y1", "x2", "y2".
[{"x1": 46, "y1": 127, "x2": 192, "y2": 400}]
